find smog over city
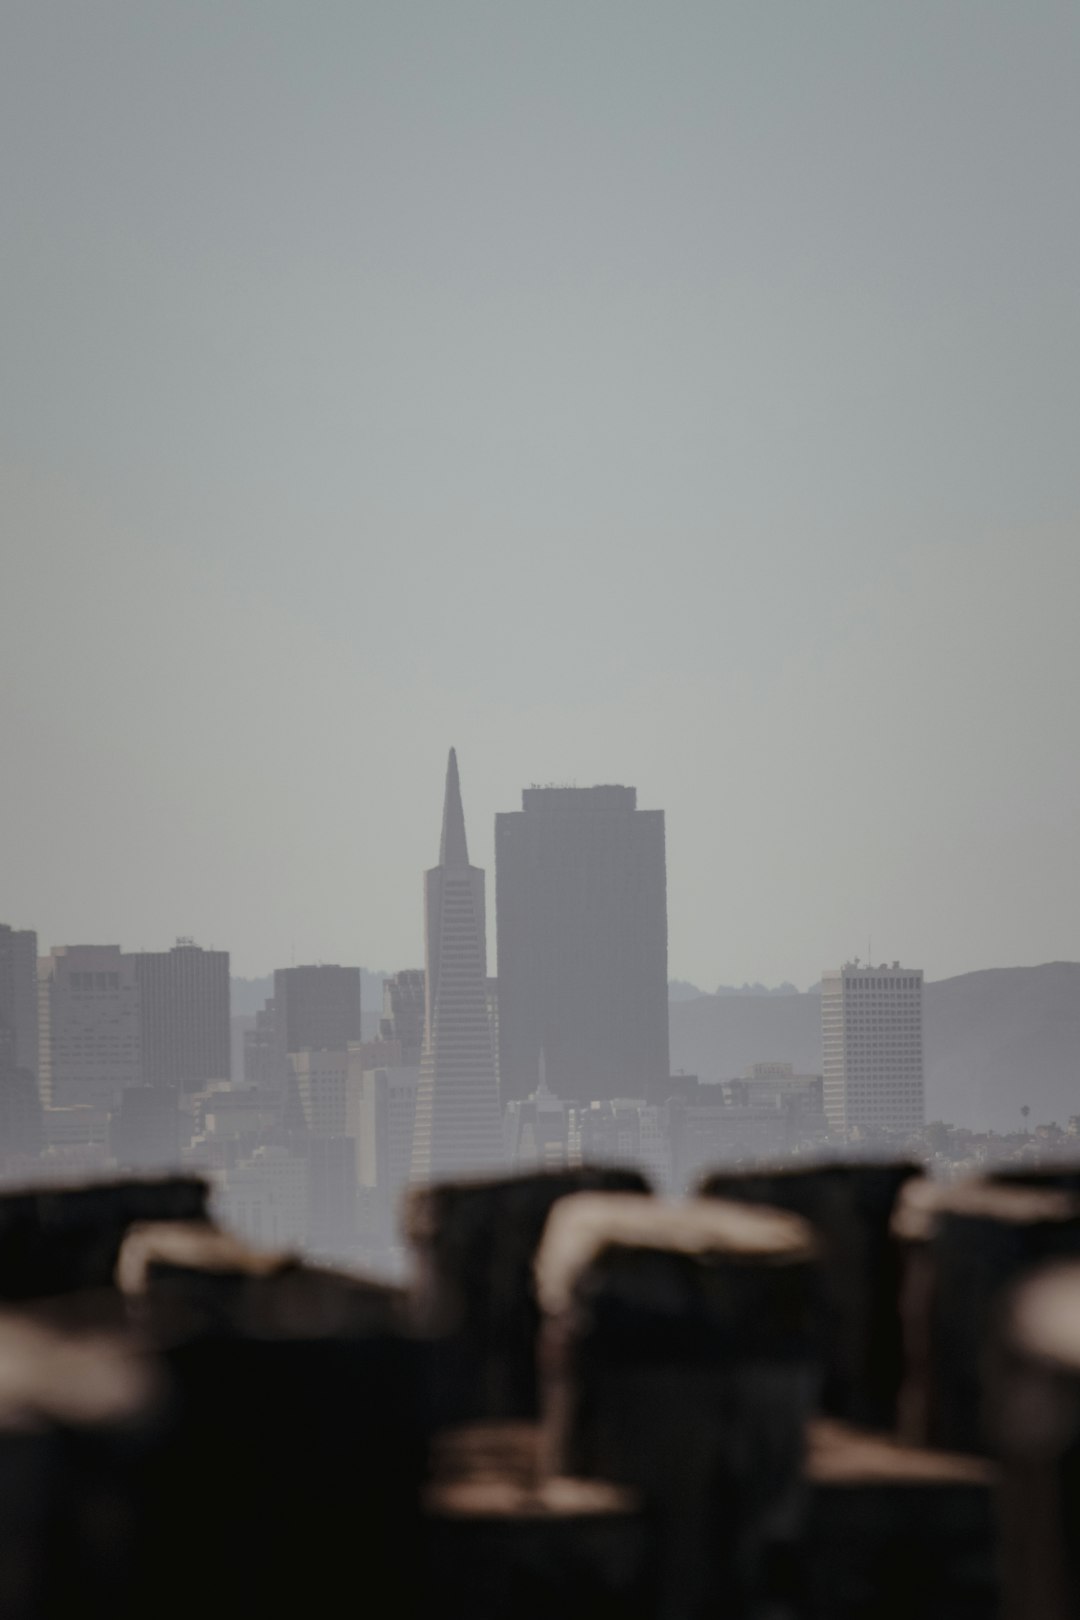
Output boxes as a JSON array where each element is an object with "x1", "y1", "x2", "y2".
[{"x1": 1, "y1": 5, "x2": 1079, "y2": 1618}]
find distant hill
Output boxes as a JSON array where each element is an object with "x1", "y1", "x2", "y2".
[
  {"x1": 715, "y1": 981, "x2": 803, "y2": 997},
  {"x1": 669, "y1": 963, "x2": 1080, "y2": 1133},
  {"x1": 670, "y1": 990, "x2": 821, "y2": 1081},
  {"x1": 668, "y1": 979, "x2": 707, "y2": 1002},
  {"x1": 923, "y1": 963, "x2": 1080, "y2": 1131}
]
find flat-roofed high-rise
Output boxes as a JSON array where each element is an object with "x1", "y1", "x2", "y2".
[
  {"x1": 135, "y1": 939, "x2": 230, "y2": 1092},
  {"x1": 273, "y1": 964, "x2": 363, "y2": 1057},
  {"x1": 0, "y1": 924, "x2": 38, "y2": 1086},
  {"x1": 496, "y1": 784, "x2": 669, "y2": 1103}
]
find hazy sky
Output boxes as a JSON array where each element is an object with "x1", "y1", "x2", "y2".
[{"x1": 3, "y1": 2, "x2": 1078, "y2": 986}]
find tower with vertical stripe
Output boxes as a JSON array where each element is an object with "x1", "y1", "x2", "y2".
[{"x1": 411, "y1": 750, "x2": 503, "y2": 1181}]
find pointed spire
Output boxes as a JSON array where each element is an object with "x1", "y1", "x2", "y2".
[{"x1": 439, "y1": 747, "x2": 470, "y2": 869}]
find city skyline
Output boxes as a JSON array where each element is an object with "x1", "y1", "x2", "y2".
[
  {"x1": 0, "y1": 8, "x2": 1075, "y2": 1608},
  {"x1": 5, "y1": 741, "x2": 1078, "y2": 1221}
]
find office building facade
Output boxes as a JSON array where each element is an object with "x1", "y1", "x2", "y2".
[
  {"x1": 38, "y1": 945, "x2": 142, "y2": 1110},
  {"x1": 821, "y1": 962, "x2": 924, "y2": 1135},
  {"x1": 135, "y1": 939, "x2": 230, "y2": 1092}
]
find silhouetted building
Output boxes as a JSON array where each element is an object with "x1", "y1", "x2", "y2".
[
  {"x1": 411, "y1": 750, "x2": 503, "y2": 1181},
  {"x1": 378, "y1": 970, "x2": 425, "y2": 1067},
  {"x1": 243, "y1": 999, "x2": 280, "y2": 1088},
  {"x1": 821, "y1": 962, "x2": 925, "y2": 1135},
  {"x1": 486, "y1": 975, "x2": 500, "y2": 1088},
  {"x1": 274, "y1": 964, "x2": 363, "y2": 1063},
  {"x1": 496, "y1": 784, "x2": 669, "y2": 1103},
  {"x1": 0, "y1": 1067, "x2": 43, "y2": 1166},
  {"x1": 38, "y1": 945, "x2": 141, "y2": 1110},
  {"x1": 135, "y1": 939, "x2": 230, "y2": 1093},
  {"x1": 112, "y1": 1085, "x2": 180, "y2": 1171},
  {"x1": 0, "y1": 924, "x2": 39, "y2": 1091}
]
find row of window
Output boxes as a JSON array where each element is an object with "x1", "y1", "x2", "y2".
[
  {"x1": 845, "y1": 976, "x2": 921, "y2": 992},
  {"x1": 65, "y1": 972, "x2": 124, "y2": 991}
]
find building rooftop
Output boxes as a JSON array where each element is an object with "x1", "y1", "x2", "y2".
[{"x1": 520, "y1": 785, "x2": 638, "y2": 813}]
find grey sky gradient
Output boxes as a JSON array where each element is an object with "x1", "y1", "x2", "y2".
[{"x1": 2, "y1": 2, "x2": 1078, "y2": 985}]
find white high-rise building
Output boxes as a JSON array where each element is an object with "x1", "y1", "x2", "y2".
[
  {"x1": 821, "y1": 962, "x2": 924, "y2": 1135},
  {"x1": 410, "y1": 749, "x2": 504, "y2": 1183}
]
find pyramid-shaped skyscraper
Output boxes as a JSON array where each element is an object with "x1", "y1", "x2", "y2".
[{"x1": 410, "y1": 750, "x2": 504, "y2": 1182}]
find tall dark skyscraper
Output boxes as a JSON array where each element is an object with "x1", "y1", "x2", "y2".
[
  {"x1": 135, "y1": 939, "x2": 231, "y2": 1092},
  {"x1": 411, "y1": 750, "x2": 503, "y2": 1182},
  {"x1": 0, "y1": 924, "x2": 42, "y2": 1165},
  {"x1": 0, "y1": 924, "x2": 38, "y2": 1085},
  {"x1": 244, "y1": 964, "x2": 363, "y2": 1105},
  {"x1": 496, "y1": 785, "x2": 669, "y2": 1103},
  {"x1": 273, "y1": 964, "x2": 364, "y2": 1056}
]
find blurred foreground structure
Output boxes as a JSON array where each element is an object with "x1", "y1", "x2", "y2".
[{"x1": 1, "y1": 1155, "x2": 1079, "y2": 1618}]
